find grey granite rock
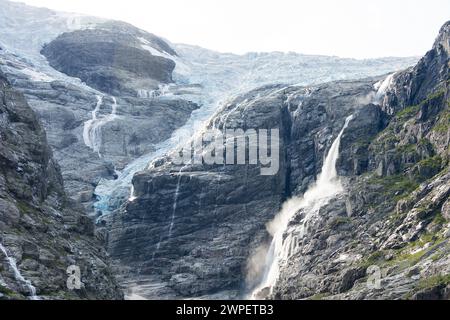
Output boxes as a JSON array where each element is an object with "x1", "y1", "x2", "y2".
[
  {"x1": 41, "y1": 22, "x2": 176, "y2": 96},
  {"x1": 105, "y1": 21, "x2": 450, "y2": 300},
  {"x1": 0, "y1": 71, "x2": 123, "y2": 300}
]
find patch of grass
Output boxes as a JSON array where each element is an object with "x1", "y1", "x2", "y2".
[
  {"x1": 364, "y1": 251, "x2": 386, "y2": 266},
  {"x1": 15, "y1": 200, "x2": 38, "y2": 215},
  {"x1": 417, "y1": 155, "x2": 442, "y2": 172},
  {"x1": 396, "y1": 143, "x2": 417, "y2": 154},
  {"x1": 425, "y1": 89, "x2": 445, "y2": 102},
  {"x1": 390, "y1": 233, "x2": 445, "y2": 267},
  {"x1": 392, "y1": 247, "x2": 428, "y2": 266},
  {"x1": 432, "y1": 213, "x2": 446, "y2": 226},
  {"x1": 432, "y1": 109, "x2": 450, "y2": 134},
  {"x1": 0, "y1": 285, "x2": 15, "y2": 296},
  {"x1": 329, "y1": 216, "x2": 352, "y2": 228},
  {"x1": 368, "y1": 174, "x2": 419, "y2": 201},
  {"x1": 309, "y1": 292, "x2": 330, "y2": 300},
  {"x1": 397, "y1": 105, "x2": 420, "y2": 120},
  {"x1": 415, "y1": 273, "x2": 450, "y2": 291}
]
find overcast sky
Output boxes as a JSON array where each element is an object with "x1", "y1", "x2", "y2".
[{"x1": 12, "y1": 0, "x2": 450, "y2": 58}]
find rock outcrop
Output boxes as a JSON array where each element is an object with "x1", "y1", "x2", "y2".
[
  {"x1": 41, "y1": 22, "x2": 177, "y2": 96},
  {"x1": 0, "y1": 71, "x2": 123, "y2": 299},
  {"x1": 1, "y1": 35, "x2": 199, "y2": 215},
  {"x1": 105, "y1": 78, "x2": 386, "y2": 298},
  {"x1": 105, "y1": 21, "x2": 450, "y2": 300},
  {"x1": 272, "y1": 20, "x2": 450, "y2": 300},
  {"x1": 0, "y1": 0, "x2": 417, "y2": 219}
]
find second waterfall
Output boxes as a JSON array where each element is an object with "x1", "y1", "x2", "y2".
[{"x1": 250, "y1": 115, "x2": 354, "y2": 299}]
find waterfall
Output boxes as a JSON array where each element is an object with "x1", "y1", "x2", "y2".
[
  {"x1": 82, "y1": 95, "x2": 118, "y2": 157},
  {"x1": 0, "y1": 243, "x2": 38, "y2": 299},
  {"x1": 250, "y1": 115, "x2": 354, "y2": 299},
  {"x1": 168, "y1": 167, "x2": 186, "y2": 238},
  {"x1": 374, "y1": 73, "x2": 395, "y2": 102},
  {"x1": 93, "y1": 93, "x2": 233, "y2": 216},
  {"x1": 149, "y1": 169, "x2": 184, "y2": 260},
  {"x1": 128, "y1": 185, "x2": 137, "y2": 202},
  {"x1": 83, "y1": 95, "x2": 103, "y2": 151}
]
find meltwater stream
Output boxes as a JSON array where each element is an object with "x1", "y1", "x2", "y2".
[
  {"x1": 250, "y1": 115, "x2": 354, "y2": 299},
  {"x1": 93, "y1": 92, "x2": 231, "y2": 216},
  {"x1": 83, "y1": 96, "x2": 119, "y2": 157},
  {"x1": 0, "y1": 243, "x2": 38, "y2": 300}
]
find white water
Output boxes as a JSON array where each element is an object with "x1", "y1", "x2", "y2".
[
  {"x1": 82, "y1": 96, "x2": 119, "y2": 157},
  {"x1": 374, "y1": 73, "x2": 395, "y2": 101},
  {"x1": 168, "y1": 170, "x2": 183, "y2": 238},
  {"x1": 250, "y1": 115, "x2": 354, "y2": 299},
  {"x1": 93, "y1": 85, "x2": 236, "y2": 215},
  {"x1": 147, "y1": 164, "x2": 190, "y2": 260},
  {"x1": 0, "y1": 243, "x2": 38, "y2": 299},
  {"x1": 82, "y1": 95, "x2": 103, "y2": 149}
]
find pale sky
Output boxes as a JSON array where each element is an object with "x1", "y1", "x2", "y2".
[{"x1": 12, "y1": 0, "x2": 450, "y2": 58}]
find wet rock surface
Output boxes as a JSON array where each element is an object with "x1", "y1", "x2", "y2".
[
  {"x1": 106, "y1": 79, "x2": 385, "y2": 298},
  {"x1": 1, "y1": 0, "x2": 446, "y2": 301},
  {"x1": 0, "y1": 72, "x2": 123, "y2": 299},
  {"x1": 272, "y1": 21, "x2": 450, "y2": 300},
  {"x1": 1, "y1": 37, "x2": 199, "y2": 215},
  {"x1": 106, "y1": 21, "x2": 449, "y2": 300}
]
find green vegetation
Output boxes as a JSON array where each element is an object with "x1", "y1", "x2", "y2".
[
  {"x1": 425, "y1": 88, "x2": 445, "y2": 102},
  {"x1": 309, "y1": 292, "x2": 331, "y2": 300},
  {"x1": 396, "y1": 143, "x2": 418, "y2": 154},
  {"x1": 432, "y1": 213, "x2": 446, "y2": 226},
  {"x1": 432, "y1": 109, "x2": 450, "y2": 134},
  {"x1": 15, "y1": 200, "x2": 38, "y2": 215},
  {"x1": 413, "y1": 155, "x2": 443, "y2": 181},
  {"x1": 0, "y1": 285, "x2": 15, "y2": 296},
  {"x1": 368, "y1": 174, "x2": 419, "y2": 201},
  {"x1": 364, "y1": 251, "x2": 386, "y2": 266},
  {"x1": 396, "y1": 105, "x2": 420, "y2": 120},
  {"x1": 329, "y1": 216, "x2": 352, "y2": 228},
  {"x1": 0, "y1": 285, "x2": 22, "y2": 299},
  {"x1": 412, "y1": 273, "x2": 450, "y2": 294},
  {"x1": 361, "y1": 233, "x2": 446, "y2": 273}
]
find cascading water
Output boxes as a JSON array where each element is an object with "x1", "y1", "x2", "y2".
[
  {"x1": 93, "y1": 89, "x2": 234, "y2": 217},
  {"x1": 250, "y1": 115, "x2": 354, "y2": 299},
  {"x1": 82, "y1": 95, "x2": 118, "y2": 157},
  {"x1": 0, "y1": 243, "x2": 38, "y2": 300},
  {"x1": 168, "y1": 169, "x2": 183, "y2": 238},
  {"x1": 374, "y1": 73, "x2": 395, "y2": 103},
  {"x1": 149, "y1": 164, "x2": 190, "y2": 260},
  {"x1": 83, "y1": 95, "x2": 103, "y2": 150}
]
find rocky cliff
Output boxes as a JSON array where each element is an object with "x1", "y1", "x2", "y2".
[
  {"x1": 106, "y1": 21, "x2": 449, "y2": 300},
  {"x1": 0, "y1": 0, "x2": 441, "y2": 301},
  {"x1": 105, "y1": 76, "x2": 388, "y2": 298},
  {"x1": 271, "y1": 20, "x2": 449, "y2": 300},
  {"x1": 1, "y1": 23, "x2": 199, "y2": 216},
  {"x1": 41, "y1": 22, "x2": 177, "y2": 96},
  {"x1": 0, "y1": 71, "x2": 123, "y2": 299},
  {"x1": 0, "y1": 0, "x2": 417, "y2": 220}
]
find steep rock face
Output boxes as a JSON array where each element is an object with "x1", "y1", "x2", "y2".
[
  {"x1": 1, "y1": 45, "x2": 199, "y2": 215},
  {"x1": 41, "y1": 22, "x2": 176, "y2": 96},
  {"x1": 0, "y1": 72, "x2": 123, "y2": 299},
  {"x1": 107, "y1": 21, "x2": 449, "y2": 300},
  {"x1": 0, "y1": 0, "x2": 418, "y2": 219},
  {"x1": 382, "y1": 22, "x2": 449, "y2": 115},
  {"x1": 0, "y1": 5, "x2": 200, "y2": 215},
  {"x1": 105, "y1": 78, "x2": 384, "y2": 298},
  {"x1": 272, "y1": 21, "x2": 450, "y2": 300}
]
